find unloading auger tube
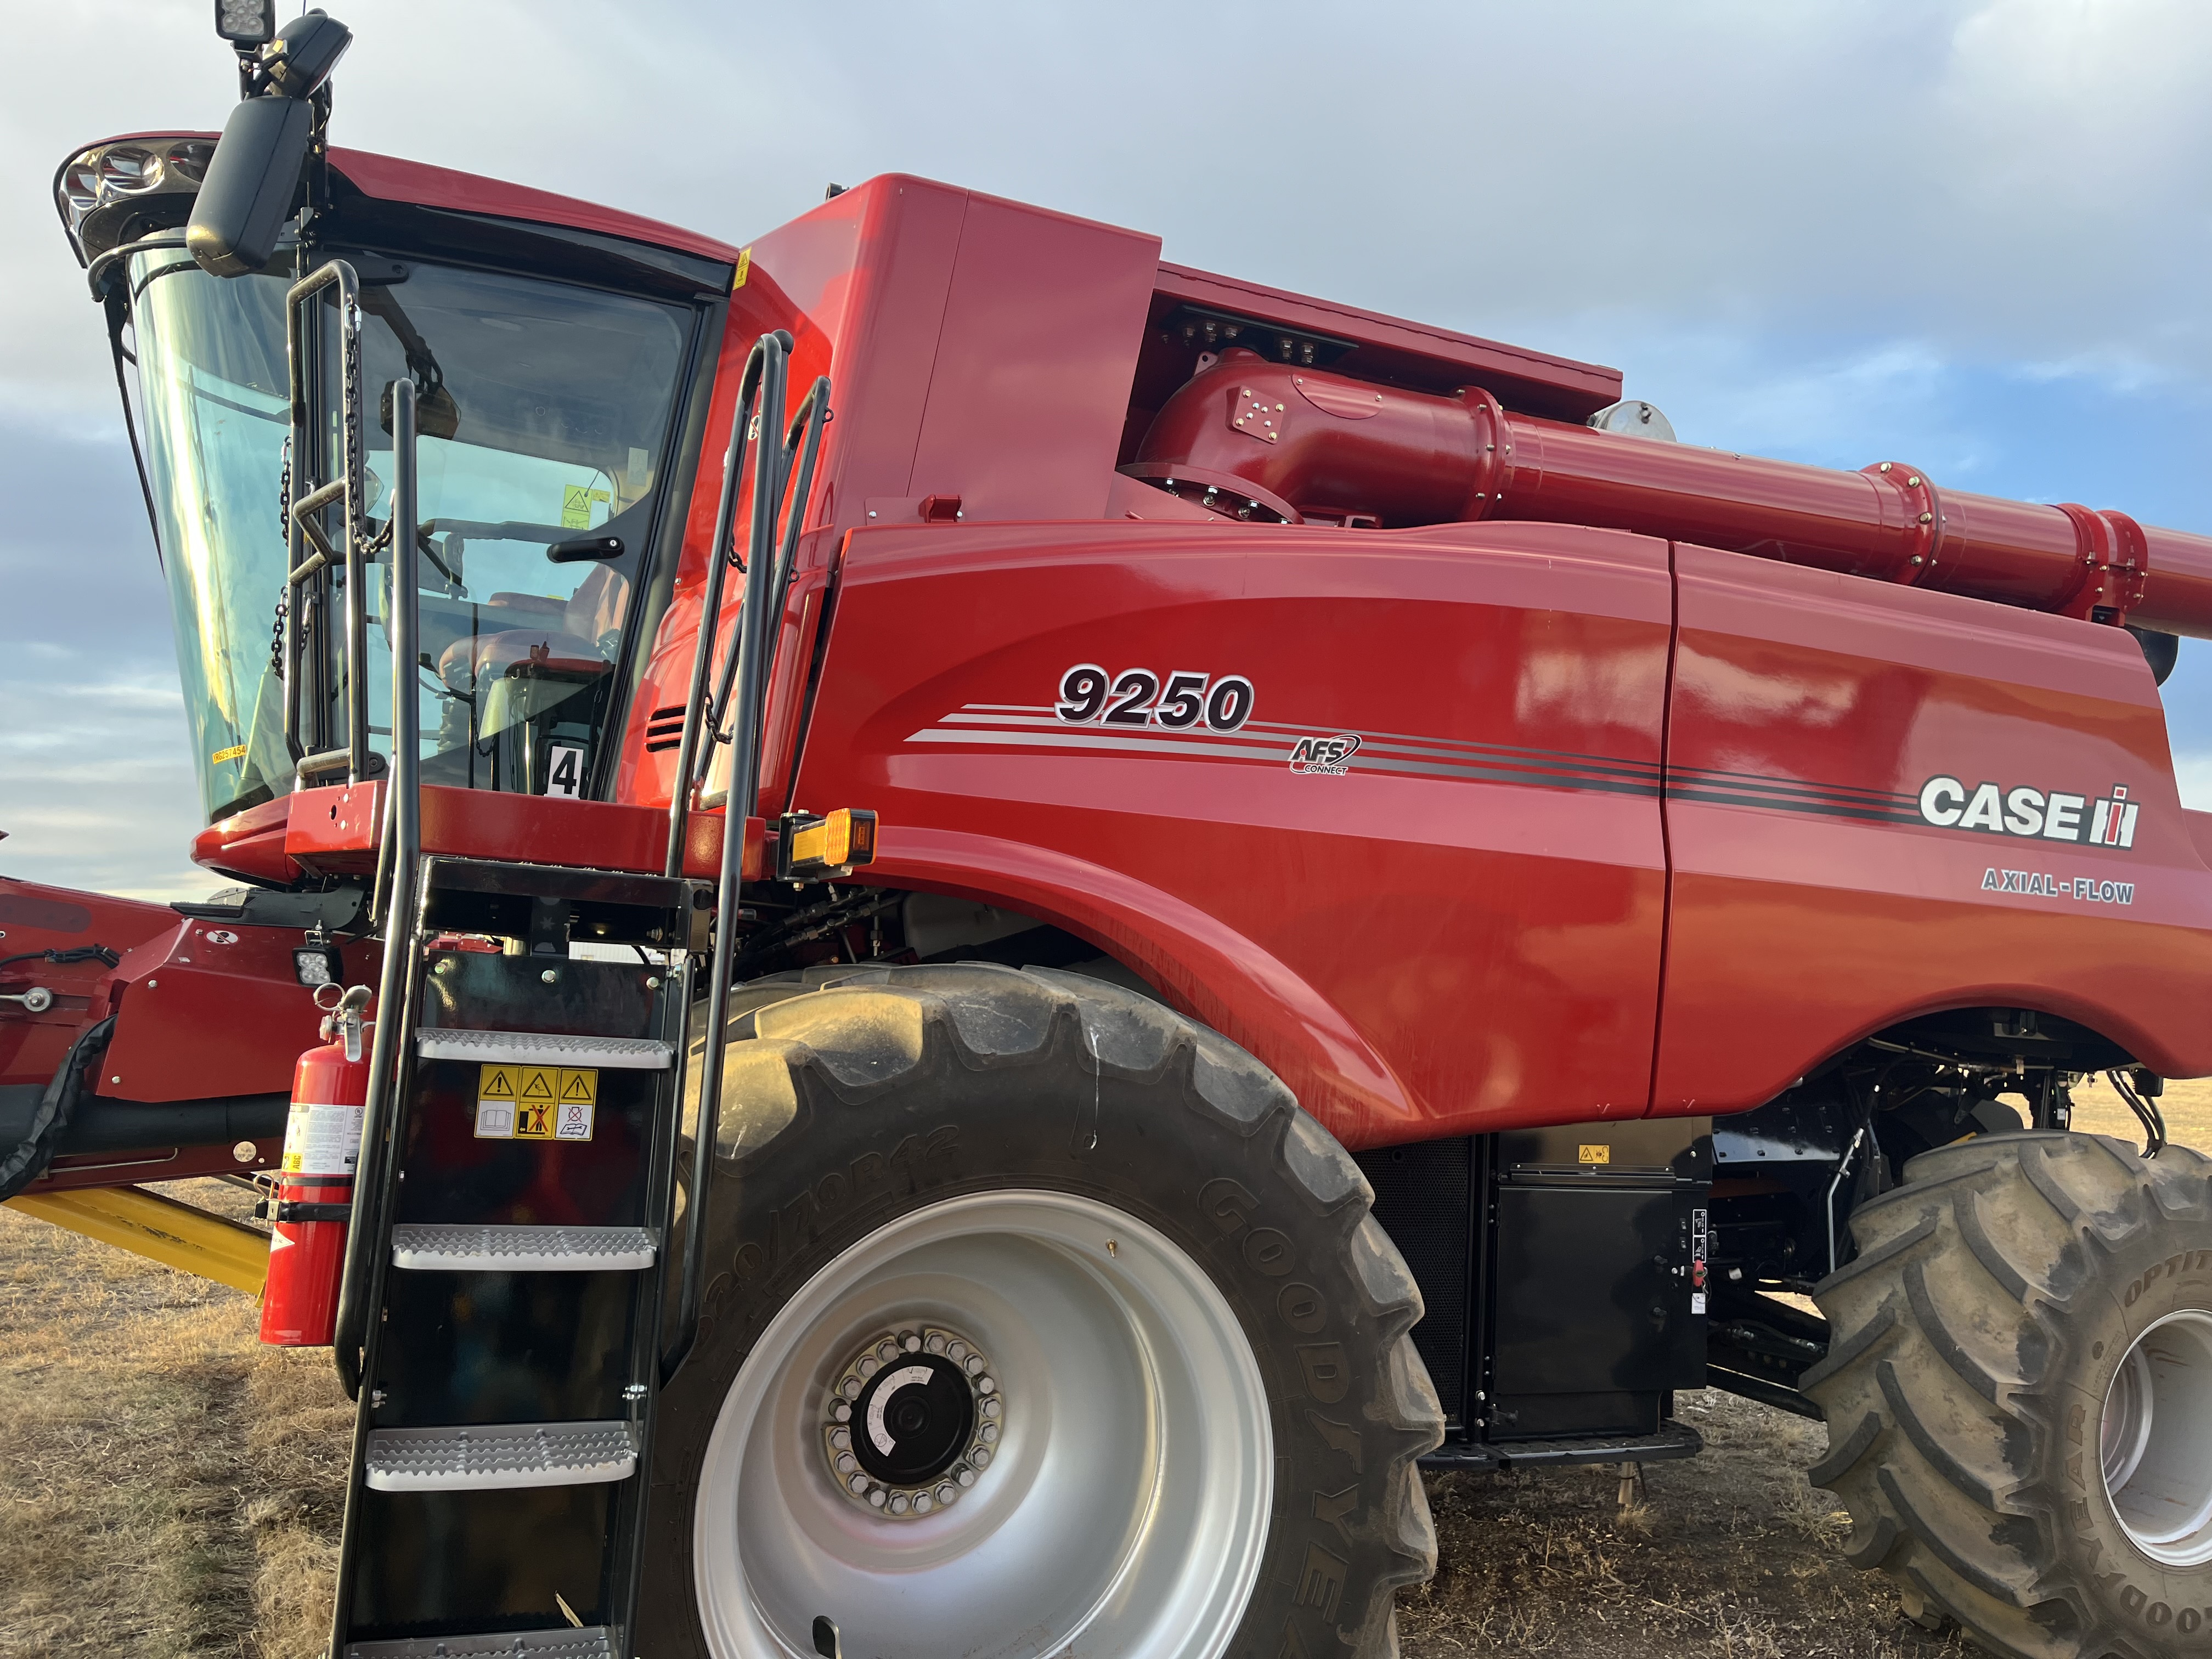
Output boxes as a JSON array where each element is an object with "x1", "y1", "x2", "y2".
[{"x1": 1135, "y1": 347, "x2": 2212, "y2": 638}]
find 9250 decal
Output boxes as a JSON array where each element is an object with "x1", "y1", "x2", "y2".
[{"x1": 1055, "y1": 664, "x2": 1254, "y2": 731}]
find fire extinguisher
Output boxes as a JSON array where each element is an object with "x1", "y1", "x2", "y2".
[{"x1": 260, "y1": 984, "x2": 372, "y2": 1347}]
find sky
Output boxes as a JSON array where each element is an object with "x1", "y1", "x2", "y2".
[{"x1": 2, "y1": 0, "x2": 2209, "y2": 900}]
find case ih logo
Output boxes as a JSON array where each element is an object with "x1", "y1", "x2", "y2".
[{"x1": 1917, "y1": 777, "x2": 2139, "y2": 849}]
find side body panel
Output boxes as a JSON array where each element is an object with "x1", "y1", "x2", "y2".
[
  {"x1": 615, "y1": 176, "x2": 1163, "y2": 820},
  {"x1": 1656, "y1": 543, "x2": 2212, "y2": 1111},
  {"x1": 792, "y1": 520, "x2": 1673, "y2": 1150}
]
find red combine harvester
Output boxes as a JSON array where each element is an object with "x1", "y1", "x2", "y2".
[{"x1": 7, "y1": 10, "x2": 2211, "y2": 1659}]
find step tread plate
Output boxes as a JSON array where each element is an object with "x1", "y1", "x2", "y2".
[
  {"x1": 390, "y1": 1224, "x2": 657, "y2": 1273},
  {"x1": 415, "y1": 1029, "x2": 672, "y2": 1069},
  {"x1": 365, "y1": 1420, "x2": 639, "y2": 1492},
  {"x1": 1422, "y1": 1419, "x2": 1703, "y2": 1471},
  {"x1": 343, "y1": 1627, "x2": 613, "y2": 1658}
]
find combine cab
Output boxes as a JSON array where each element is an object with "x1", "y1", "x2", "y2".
[{"x1": 7, "y1": 10, "x2": 2211, "y2": 1658}]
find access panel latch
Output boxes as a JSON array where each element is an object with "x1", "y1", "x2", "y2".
[{"x1": 776, "y1": 809, "x2": 879, "y2": 882}]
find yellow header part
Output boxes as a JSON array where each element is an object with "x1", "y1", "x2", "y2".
[{"x1": 6, "y1": 1184, "x2": 269, "y2": 1297}]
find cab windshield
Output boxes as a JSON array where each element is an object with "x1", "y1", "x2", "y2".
[{"x1": 128, "y1": 246, "x2": 693, "y2": 822}]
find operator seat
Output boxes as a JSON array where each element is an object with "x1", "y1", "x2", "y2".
[{"x1": 435, "y1": 563, "x2": 629, "y2": 686}]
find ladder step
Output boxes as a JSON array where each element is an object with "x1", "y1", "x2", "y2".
[
  {"x1": 343, "y1": 1628, "x2": 613, "y2": 1658},
  {"x1": 365, "y1": 1421, "x2": 639, "y2": 1492},
  {"x1": 415, "y1": 1029, "x2": 673, "y2": 1069},
  {"x1": 390, "y1": 1224, "x2": 656, "y2": 1272}
]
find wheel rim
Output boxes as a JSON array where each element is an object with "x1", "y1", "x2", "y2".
[
  {"x1": 2101, "y1": 1309, "x2": 2212, "y2": 1567},
  {"x1": 693, "y1": 1190, "x2": 1275, "y2": 1659}
]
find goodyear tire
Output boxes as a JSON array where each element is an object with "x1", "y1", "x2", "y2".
[
  {"x1": 640, "y1": 962, "x2": 1443, "y2": 1659},
  {"x1": 1805, "y1": 1131, "x2": 2212, "y2": 1659}
]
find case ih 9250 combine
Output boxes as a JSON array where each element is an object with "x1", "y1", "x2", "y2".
[{"x1": 5, "y1": 9, "x2": 2212, "y2": 1658}]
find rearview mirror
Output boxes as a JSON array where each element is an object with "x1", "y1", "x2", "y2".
[{"x1": 187, "y1": 95, "x2": 313, "y2": 276}]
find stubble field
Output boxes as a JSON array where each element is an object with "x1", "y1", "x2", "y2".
[{"x1": 2, "y1": 1078, "x2": 2203, "y2": 1658}]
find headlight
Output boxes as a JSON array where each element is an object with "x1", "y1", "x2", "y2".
[
  {"x1": 59, "y1": 155, "x2": 100, "y2": 216},
  {"x1": 97, "y1": 146, "x2": 162, "y2": 193},
  {"x1": 166, "y1": 140, "x2": 217, "y2": 184}
]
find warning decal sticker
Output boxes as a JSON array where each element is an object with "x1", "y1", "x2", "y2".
[{"x1": 475, "y1": 1063, "x2": 597, "y2": 1142}]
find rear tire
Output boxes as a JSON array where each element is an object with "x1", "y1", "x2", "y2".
[
  {"x1": 1805, "y1": 1131, "x2": 2212, "y2": 1659},
  {"x1": 640, "y1": 962, "x2": 1443, "y2": 1659}
]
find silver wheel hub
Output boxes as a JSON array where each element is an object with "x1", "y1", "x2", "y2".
[
  {"x1": 2101, "y1": 1308, "x2": 2212, "y2": 1567},
  {"x1": 821, "y1": 1325, "x2": 1002, "y2": 1516},
  {"x1": 693, "y1": 1190, "x2": 1274, "y2": 1659}
]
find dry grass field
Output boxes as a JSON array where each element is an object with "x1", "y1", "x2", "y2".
[{"x1": 1, "y1": 1080, "x2": 2204, "y2": 1659}]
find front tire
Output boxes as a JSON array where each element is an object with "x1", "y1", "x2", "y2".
[
  {"x1": 1805, "y1": 1131, "x2": 2212, "y2": 1659},
  {"x1": 640, "y1": 963, "x2": 1443, "y2": 1659}
]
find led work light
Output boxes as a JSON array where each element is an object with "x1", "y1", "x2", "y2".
[{"x1": 214, "y1": 0, "x2": 276, "y2": 46}]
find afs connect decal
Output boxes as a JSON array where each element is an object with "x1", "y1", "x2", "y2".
[{"x1": 1916, "y1": 777, "x2": 2140, "y2": 849}]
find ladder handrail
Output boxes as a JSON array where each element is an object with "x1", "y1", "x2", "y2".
[
  {"x1": 662, "y1": 330, "x2": 791, "y2": 879},
  {"x1": 662, "y1": 334, "x2": 787, "y2": 1384},
  {"x1": 693, "y1": 375, "x2": 832, "y2": 805},
  {"x1": 333, "y1": 378, "x2": 424, "y2": 1398},
  {"x1": 281, "y1": 257, "x2": 367, "y2": 781},
  {"x1": 660, "y1": 360, "x2": 832, "y2": 1386}
]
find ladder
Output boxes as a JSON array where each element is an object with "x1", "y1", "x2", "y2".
[
  {"x1": 303, "y1": 319, "x2": 832, "y2": 1655},
  {"x1": 328, "y1": 856, "x2": 704, "y2": 1657}
]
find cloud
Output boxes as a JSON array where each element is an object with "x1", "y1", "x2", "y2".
[{"x1": 0, "y1": 660, "x2": 209, "y2": 902}]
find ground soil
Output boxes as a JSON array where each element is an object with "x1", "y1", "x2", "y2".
[{"x1": 2, "y1": 1081, "x2": 2204, "y2": 1658}]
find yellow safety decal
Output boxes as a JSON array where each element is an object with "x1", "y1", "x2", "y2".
[
  {"x1": 211, "y1": 742, "x2": 248, "y2": 765},
  {"x1": 475, "y1": 1064, "x2": 596, "y2": 1142},
  {"x1": 1578, "y1": 1144, "x2": 1611, "y2": 1165},
  {"x1": 733, "y1": 246, "x2": 751, "y2": 290},
  {"x1": 561, "y1": 486, "x2": 611, "y2": 530}
]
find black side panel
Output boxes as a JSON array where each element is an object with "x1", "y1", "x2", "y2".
[
  {"x1": 1482, "y1": 1116, "x2": 1712, "y2": 1441},
  {"x1": 1356, "y1": 1137, "x2": 1472, "y2": 1427}
]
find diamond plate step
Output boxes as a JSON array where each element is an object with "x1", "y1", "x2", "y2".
[
  {"x1": 1420, "y1": 1418, "x2": 1703, "y2": 1472},
  {"x1": 364, "y1": 1421, "x2": 639, "y2": 1492},
  {"x1": 415, "y1": 1029, "x2": 672, "y2": 1069},
  {"x1": 390, "y1": 1224, "x2": 656, "y2": 1273},
  {"x1": 343, "y1": 1628, "x2": 613, "y2": 1658}
]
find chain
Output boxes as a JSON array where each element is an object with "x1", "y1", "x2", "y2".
[{"x1": 272, "y1": 436, "x2": 292, "y2": 681}]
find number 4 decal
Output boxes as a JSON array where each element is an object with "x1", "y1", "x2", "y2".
[{"x1": 545, "y1": 744, "x2": 585, "y2": 797}]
